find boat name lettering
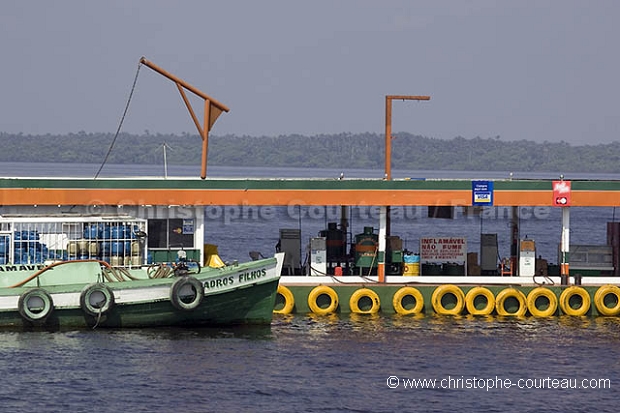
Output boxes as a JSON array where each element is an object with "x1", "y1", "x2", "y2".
[
  {"x1": 204, "y1": 276, "x2": 235, "y2": 290},
  {"x1": 0, "y1": 264, "x2": 47, "y2": 272},
  {"x1": 238, "y1": 268, "x2": 267, "y2": 283},
  {"x1": 202, "y1": 268, "x2": 267, "y2": 290}
]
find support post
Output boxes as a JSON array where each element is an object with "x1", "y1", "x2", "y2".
[
  {"x1": 511, "y1": 206, "x2": 519, "y2": 276},
  {"x1": 378, "y1": 206, "x2": 388, "y2": 282},
  {"x1": 560, "y1": 207, "x2": 570, "y2": 285},
  {"x1": 384, "y1": 95, "x2": 430, "y2": 180},
  {"x1": 383, "y1": 95, "x2": 430, "y2": 281}
]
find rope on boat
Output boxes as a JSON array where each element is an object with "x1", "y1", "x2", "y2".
[
  {"x1": 102, "y1": 267, "x2": 126, "y2": 282},
  {"x1": 116, "y1": 267, "x2": 141, "y2": 281},
  {"x1": 102, "y1": 266, "x2": 158, "y2": 282},
  {"x1": 92, "y1": 306, "x2": 103, "y2": 330},
  {"x1": 94, "y1": 62, "x2": 142, "y2": 179},
  {"x1": 147, "y1": 264, "x2": 174, "y2": 279}
]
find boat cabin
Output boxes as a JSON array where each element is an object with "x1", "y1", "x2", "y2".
[{"x1": 0, "y1": 205, "x2": 206, "y2": 267}]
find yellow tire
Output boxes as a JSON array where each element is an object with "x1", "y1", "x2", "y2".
[
  {"x1": 273, "y1": 285, "x2": 295, "y2": 314},
  {"x1": 594, "y1": 285, "x2": 620, "y2": 316},
  {"x1": 526, "y1": 287, "x2": 558, "y2": 317},
  {"x1": 495, "y1": 288, "x2": 527, "y2": 317},
  {"x1": 349, "y1": 288, "x2": 381, "y2": 314},
  {"x1": 465, "y1": 287, "x2": 495, "y2": 316},
  {"x1": 559, "y1": 286, "x2": 591, "y2": 316},
  {"x1": 307, "y1": 285, "x2": 339, "y2": 315},
  {"x1": 392, "y1": 287, "x2": 424, "y2": 315},
  {"x1": 431, "y1": 285, "x2": 465, "y2": 316}
]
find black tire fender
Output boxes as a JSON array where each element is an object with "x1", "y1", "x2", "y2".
[
  {"x1": 80, "y1": 283, "x2": 115, "y2": 317},
  {"x1": 18, "y1": 288, "x2": 54, "y2": 324},
  {"x1": 170, "y1": 276, "x2": 204, "y2": 311}
]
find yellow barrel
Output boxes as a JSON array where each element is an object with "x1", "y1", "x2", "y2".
[
  {"x1": 89, "y1": 242, "x2": 100, "y2": 256},
  {"x1": 77, "y1": 239, "x2": 89, "y2": 256},
  {"x1": 131, "y1": 241, "x2": 141, "y2": 256},
  {"x1": 403, "y1": 253, "x2": 420, "y2": 276},
  {"x1": 68, "y1": 242, "x2": 78, "y2": 257},
  {"x1": 110, "y1": 256, "x2": 123, "y2": 267},
  {"x1": 403, "y1": 263, "x2": 420, "y2": 276}
]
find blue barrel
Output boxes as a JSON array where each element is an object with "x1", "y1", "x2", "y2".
[
  {"x1": 29, "y1": 243, "x2": 43, "y2": 253},
  {"x1": 101, "y1": 225, "x2": 111, "y2": 239},
  {"x1": 124, "y1": 241, "x2": 132, "y2": 255},
  {"x1": 123, "y1": 224, "x2": 133, "y2": 238},
  {"x1": 111, "y1": 241, "x2": 124, "y2": 256},
  {"x1": 83, "y1": 224, "x2": 99, "y2": 239},
  {"x1": 129, "y1": 225, "x2": 140, "y2": 239},
  {"x1": 18, "y1": 230, "x2": 38, "y2": 241},
  {"x1": 13, "y1": 231, "x2": 24, "y2": 249},
  {"x1": 14, "y1": 251, "x2": 28, "y2": 264},
  {"x1": 111, "y1": 226, "x2": 125, "y2": 239},
  {"x1": 403, "y1": 254, "x2": 420, "y2": 264},
  {"x1": 101, "y1": 241, "x2": 111, "y2": 255}
]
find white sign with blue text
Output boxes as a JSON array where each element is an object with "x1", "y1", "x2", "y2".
[{"x1": 472, "y1": 181, "x2": 494, "y2": 206}]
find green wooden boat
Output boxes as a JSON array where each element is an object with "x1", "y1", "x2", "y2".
[{"x1": 0, "y1": 254, "x2": 283, "y2": 331}]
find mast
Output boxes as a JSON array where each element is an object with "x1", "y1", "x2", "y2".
[{"x1": 140, "y1": 57, "x2": 230, "y2": 179}]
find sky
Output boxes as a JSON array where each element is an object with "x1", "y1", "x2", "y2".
[{"x1": 0, "y1": 1, "x2": 618, "y2": 145}]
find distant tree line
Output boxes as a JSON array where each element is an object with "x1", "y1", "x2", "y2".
[{"x1": 0, "y1": 131, "x2": 618, "y2": 173}]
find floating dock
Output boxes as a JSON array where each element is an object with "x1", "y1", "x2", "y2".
[{"x1": 2, "y1": 176, "x2": 620, "y2": 317}]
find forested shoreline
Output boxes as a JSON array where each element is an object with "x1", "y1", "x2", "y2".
[{"x1": 0, "y1": 131, "x2": 618, "y2": 173}]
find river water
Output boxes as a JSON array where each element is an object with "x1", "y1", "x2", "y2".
[
  {"x1": 0, "y1": 162, "x2": 618, "y2": 412},
  {"x1": 0, "y1": 315, "x2": 617, "y2": 412}
]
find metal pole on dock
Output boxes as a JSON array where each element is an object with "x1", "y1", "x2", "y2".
[
  {"x1": 384, "y1": 95, "x2": 431, "y2": 181},
  {"x1": 380, "y1": 95, "x2": 430, "y2": 282},
  {"x1": 560, "y1": 207, "x2": 570, "y2": 285},
  {"x1": 553, "y1": 179, "x2": 572, "y2": 285},
  {"x1": 511, "y1": 206, "x2": 519, "y2": 276},
  {"x1": 162, "y1": 142, "x2": 169, "y2": 179}
]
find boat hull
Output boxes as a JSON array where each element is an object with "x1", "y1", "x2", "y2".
[{"x1": 0, "y1": 256, "x2": 282, "y2": 331}]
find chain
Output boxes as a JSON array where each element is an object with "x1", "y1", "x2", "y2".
[{"x1": 94, "y1": 62, "x2": 142, "y2": 179}]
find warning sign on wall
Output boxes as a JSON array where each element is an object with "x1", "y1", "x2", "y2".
[{"x1": 420, "y1": 237, "x2": 467, "y2": 262}]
